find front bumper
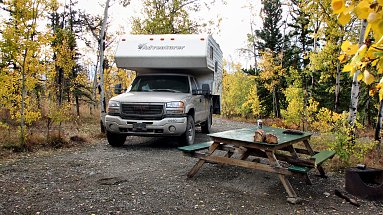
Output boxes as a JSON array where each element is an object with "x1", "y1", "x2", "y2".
[{"x1": 105, "y1": 115, "x2": 187, "y2": 136}]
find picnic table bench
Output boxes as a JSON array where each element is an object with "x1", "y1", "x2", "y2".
[{"x1": 177, "y1": 126, "x2": 336, "y2": 203}]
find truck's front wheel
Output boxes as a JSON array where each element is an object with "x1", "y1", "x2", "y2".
[
  {"x1": 179, "y1": 115, "x2": 195, "y2": 146},
  {"x1": 106, "y1": 131, "x2": 127, "y2": 147}
]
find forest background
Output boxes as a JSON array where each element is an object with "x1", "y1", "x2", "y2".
[{"x1": 0, "y1": 0, "x2": 382, "y2": 168}]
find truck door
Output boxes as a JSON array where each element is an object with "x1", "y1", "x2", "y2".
[{"x1": 190, "y1": 77, "x2": 205, "y2": 123}]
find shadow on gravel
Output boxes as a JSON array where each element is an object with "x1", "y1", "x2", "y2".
[
  {"x1": 123, "y1": 136, "x2": 179, "y2": 149},
  {"x1": 97, "y1": 177, "x2": 129, "y2": 185},
  {"x1": 111, "y1": 129, "x2": 213, "y2": 151}
]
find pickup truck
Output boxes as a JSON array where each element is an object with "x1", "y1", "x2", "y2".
[{"x1": 103, "y1": 34, "x2": 223, "y2": 146}]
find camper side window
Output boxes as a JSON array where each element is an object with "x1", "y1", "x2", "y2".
[{"x1": 210, "y1": 46, "x2": 214, "y2": 60}]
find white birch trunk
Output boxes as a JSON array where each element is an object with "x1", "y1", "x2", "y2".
[
  {"x1": 348, "y1": 20, "x2": 368, "y2": 125},
  {"x1": 98, "y1": 0, "x2": 110, "y2": 114}
]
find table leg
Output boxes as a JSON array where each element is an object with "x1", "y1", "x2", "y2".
[
  {"x1": 286, "y1": 145, "x2": 298, "y2": 158},
  {"x1": 238, "y1": 147, "x2": 250, "y2": 160},
  {"x1": 265, "y1": 151, "x2": 299, "y2": 203},
  {"x1": 287, "y1": 145, "x2": 312, "y2": 185},
  {"x1": 303, "y1": 140, "x2": 326, "y2": 177},
  {"x1": 187, "y1": 142, "x2": 220, "y2": 178}
]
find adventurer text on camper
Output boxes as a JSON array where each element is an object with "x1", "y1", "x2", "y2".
[{"x1": 138, "y1": 43, "x2": 186, "y2": 51}]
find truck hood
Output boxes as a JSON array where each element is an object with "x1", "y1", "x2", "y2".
[{"x1": 111, "y1": 92, "x2": 190, "y2": 103}]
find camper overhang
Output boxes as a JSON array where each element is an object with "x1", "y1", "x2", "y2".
[{"x1": 114, "y1": 34, "x2": 222, "y2": 74}]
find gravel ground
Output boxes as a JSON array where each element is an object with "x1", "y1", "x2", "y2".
[{"x1": 1, "y1": 118, "x2": 382, "y2": 214}]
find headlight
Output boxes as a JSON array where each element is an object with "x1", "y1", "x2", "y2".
[
  {"x1": 108, "y1": 100, "x2": 120, "y2": 114},
  {"x1": 166, "y1": 101, "x2": 184, "y2": 108},
  {"x1": 166, "y1": 101, "x2": 184, "y2": 114}
]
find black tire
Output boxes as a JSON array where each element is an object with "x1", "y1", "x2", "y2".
[
  {"x1": 201, "y1": 108, "x2": 212, "y2": 134},
  {"x1": 100, "y1": 121, "x2": 106, "y2": 133},
  {"x1": 179, "y1": 115, "x2": 195, "y2": 146},
  {"x1": 106, "y1": 131, "x2": 127, "y2": 147}
]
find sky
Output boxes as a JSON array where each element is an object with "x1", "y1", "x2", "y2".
[{"x1": 74, "y1": 0, "x2": 260, "y2": 69}]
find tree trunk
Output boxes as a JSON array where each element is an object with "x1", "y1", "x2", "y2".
[
  {"x1": 335, "y1": 36, "x2": 344, "y2": 113},
  {"x1": 58, "y1": 67, "x2": 64, "y2": 139},
  {"x1": 348, "y1": 20, "x2": 367, "y2": 125},
  {"x1": 375, "y1": 100, "x2": 383, "y2": 157},
  {"x1": 98, "y1": 0, "x2": 110, "y2": 115},
  {"x1": 75, "y1": 94, "x2": 80, "y2": 117},
  {"x1": 250, "y1": 22, "x2": 258, "y2": 69},
  {"x1": 313, "y1": 6, "x2": 322, "y2": 92},
  {"x1": 272, "y1": 88, "x2": 277, "y2": 117},
  {"x1": 92, "y1": 60, "x2": 99, "y2": 113},
  {"x1": 375, "y1": 100, "x2": 383, "y2": 140},
  {"x1": 335, "y1": 61, "x2": 341, "y2": 112},
  {"x1": 272, "y1": 87, "x2": 280, "y2": 118},
  {"x1": 20, "y1": 49, "x2": 28, "y2": 147}
]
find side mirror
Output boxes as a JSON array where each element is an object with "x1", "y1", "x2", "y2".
[
  {"x1": 114, "y1": 83, "x2": 122, "y2": 94},
  {"x1": 202, "y1": 84, "x2": 211, "y2": 96}
]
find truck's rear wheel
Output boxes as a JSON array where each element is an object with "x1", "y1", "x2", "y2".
[
  {"x1": 179, "y1": 115, "x2": 195, "y2": 146},
  {"x1": 201, "y1": 109, "x2": 212, "y2": 134},
  {"x1": 106, "y1": 131, "x2": 127, "y2": 147}
]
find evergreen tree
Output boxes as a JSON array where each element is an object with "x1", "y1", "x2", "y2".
[
  {"x1": 250, "y1": 0, "x2": 285, "y2": 117},
  {"x1": 255, "y1": 0, "x2": 284, "y2": 54},
  {"x1": 288, "y1": 0, "x2": 313, "y2": 69}
]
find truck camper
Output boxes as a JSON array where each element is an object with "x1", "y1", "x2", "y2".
[{"x1": 104, "y1": 34, "x2": 223, "y2": 146}]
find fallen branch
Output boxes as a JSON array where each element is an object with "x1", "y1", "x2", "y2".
[{"x1": 334, "y1": 189, "x2": 360, "y2": 207}]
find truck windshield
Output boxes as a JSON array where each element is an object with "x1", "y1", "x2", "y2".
[{"x1": 130, "y1": 75, "x2": 190, "y2": 93}]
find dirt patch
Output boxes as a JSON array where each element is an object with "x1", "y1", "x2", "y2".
[{"x1": 0, "y1": 118, "x2": 382, "y2": 214}]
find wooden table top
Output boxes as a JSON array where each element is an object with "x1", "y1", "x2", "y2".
[{"x1": 208, "y1": 126, "x2": 312, "y2": 147}]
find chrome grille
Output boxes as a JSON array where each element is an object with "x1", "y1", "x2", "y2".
[{"x1": 121, "y1": 103, "x2": 164, "y2": 120}]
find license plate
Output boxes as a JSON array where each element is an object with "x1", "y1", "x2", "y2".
[{"x1": 133, "y1": 123, "x2": 147, "y2": 131}]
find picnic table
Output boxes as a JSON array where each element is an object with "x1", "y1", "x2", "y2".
[{"x1": 178, "y1": 126, "x2": 335, "y2": 203}]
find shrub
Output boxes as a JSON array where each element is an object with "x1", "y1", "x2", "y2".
[
  {"x1": 311, "y1": 109, "x2": 377, "y2": 166},
  {"x1": 281, "y1": 87, "x2": 304, "y2": 127}
]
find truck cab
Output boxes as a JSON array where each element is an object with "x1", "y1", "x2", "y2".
[{"x1": 104, "y1": 34, "x2": 222, "y2": 146}]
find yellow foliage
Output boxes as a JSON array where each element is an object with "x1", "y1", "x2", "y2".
[
  {"x1": 242, "y1": 84, "x2": 261, "y2": 117},
  {"x1": 338, "y1": 12, "x2": 351, "y2": 25},
  {"x1": 222, "y1": 65, "x2": 257, "y2": 118},
  {"x1": 311, "y1": 107, "x2": 348, "y2": 133},
  {"x1": 258, "y1": 51, "x2": 285, "y2": 93},
  {"x1": 334, "y1": 0, "x2": 383, "y2": 95},
  {"x1": 355, "y1": 0, "x2": 372, "y2": 19},
  {"x1": 281, "y1": 87, "x2": 304, "y2": 127},
  {"x1": 341, "y1": 41, "x2": 358, "y2": 55},
  {"x1": 54, "y1": 33, "x2": 76, "y2": 76},
  {"x1": 363, "y1": 70, "x2": 375, "y2": 85},
  {"x1": 331, "y1": 0, "x2": 346, "y2": 14},
  {"x1": 46, "y1": 100, "x2": 71, "y2": 124}
]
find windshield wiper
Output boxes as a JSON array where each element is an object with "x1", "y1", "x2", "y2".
[{"x1": 151, "y1": 89, "x2": 182, "y2": 93}]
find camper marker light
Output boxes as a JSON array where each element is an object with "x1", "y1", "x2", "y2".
[
  {"x1": 108, "y1": 100, "x2": 120, "y2": 114},
  {"x1": 166, "y1": 101, "x2": 184, "y2": 108}
]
